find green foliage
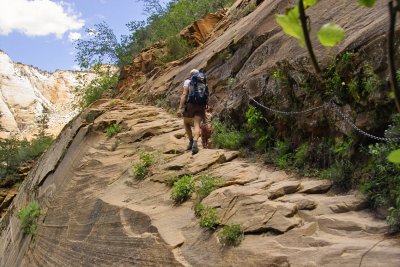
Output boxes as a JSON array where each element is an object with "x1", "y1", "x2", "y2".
[
  {"x1": 199, "y1": 206, "x2": 219, "y2": 230},
  {"x1": 194, "y1": 202, "x2": 205, "y2": 217},
  {"x1": 218, "y1": 224, "x2": 244, "y2": 246},
  {"x1": 362, "y1": 141, "x2": 400, "y2": 226},
  {"x1": 304, "y1": 0, "x2": 318, "y2": 7},
  {"x1": 0, "y1": 136, "x2": 53, "y2": 188},
  {"x1": 317, "y1": 23, "x2": 345, "y2": 47},
  {"x1": 162, "y1": 36, "x2": 193, "y2": 62},
  {"x1": 74, "y1": 65, "x2": 118, "y2": 109},
  {"x1": 75, "y1": 22, "x2": 121, "y2": 68},
  {"x1": 170, "y1": 175, "x2": 195, "y2": 203},
  {"x1": 276, "y1": 1, "x2": 344, "y2": 48},
  {"x1": 272, "y1": 140, "x2": 292, "y2": 169},
  {"x1": 272, "y1": 70, "x2": 283, "y2": 80},
  {"x1": 359, "y1": 115, "x2": 400, "y2": 227},
  {"x1": 358, "y1": 0, "x2": 376, "y2": 7},
  {"x1": 17, "y1": 202, "x2": 41, "y2": 236},
  {"x1": 388, "y1": 149, "x2": 400, "y2": 163},
  {"x1": 132, "y1": 152, "x2": 155, "y2": 180},
  {"x1": 245, "y1": 106, "x2": 274, "y2": 152},
  {"x1": 106, "y1": 123, "x2": 122, "y2": 137},
  {"x1": 196, "y1": 175, "x2": 222, "y2": 200},
  {"x1": 36, "y1": 106, "x2": 50, "y2": 138},
  {"x1": 294, "y1": 143, "x2": 308, "y2": 168},
  {"x1": 276, "y1": 7, "x2": 304, "y2": 47},
  {"x1": 211, "y1": 121, "x2": 245, "y2": 150}
]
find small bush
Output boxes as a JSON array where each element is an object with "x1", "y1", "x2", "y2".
[
  {"x1": 194, "y1": 202, "x2": 205, "y2": 217},
  {"x1": 218, "y1": 224, "x2": 244, "y2": 246},
  {"x1": 170, "y1": 175, "x2": 195, "y2": 203},
  {"x1": 212, "y1": 121, "x2": 245, "y2": 150},
  {"x1": 139, "y1": 152, "x2": 155, "y2": 167},
  {"x1": 106, "y1": 123, "x2": 122, "y2": 137},
  {"x1": 17, "y1": 202, "x2": 41, "y2": 236},
  {"x1": 166, "y1": 175, "x2": 180, "y2": 187},
  {"x1": 132, "y1": 152, "x2": 155, "y2": 180},
  {"x1": 199, "y1": 206, "x2": 219, "y2": 230},
  {"x1": 132, "y1": 162, "x2": 149, "y2": 179},
  {"x1": 196, "y1": 175, "x2": 222, "y2": 200}
]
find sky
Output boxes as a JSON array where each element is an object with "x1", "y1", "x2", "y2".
[{"x1": 0, "y1": 0, "x2": 152, "y2": 72}]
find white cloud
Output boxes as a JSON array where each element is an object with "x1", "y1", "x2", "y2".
[
  {"x1": 0, "y1": 0, "x2": 85, "y2": 38},
  {"x1": 68, "y1": 32, "x2": 81, "y2": 42}
]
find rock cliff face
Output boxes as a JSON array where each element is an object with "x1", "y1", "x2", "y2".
[
  {"x1": 1, "y1": 0, "x2": 400, "y2": 266},
  {"x1": 118, "y1": 0, "x2": 396, "y2": 139},
  {"x1": 0, "y1": 51, "x2": 94, "y2": 139}
]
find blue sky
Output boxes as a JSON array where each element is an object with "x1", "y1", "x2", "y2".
[{"x1": 0, "y1": 0, "x2": 152, "y2": 72}]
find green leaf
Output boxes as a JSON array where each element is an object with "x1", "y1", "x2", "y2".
[
  {"x1": 303, "y1": 0, "x2": 318, "y2": 8},
  {"x1": 276, "y1": 7, "x2": 305, "y2": 47},
  {"x1": 388, "y1": 149, "x2": 400, "y2": 163},
  {"x1": 317, "y1": 23, "x2": 345, "y2": 47},
  {"x1": 358, "y1": 0, "x2": 376, "y2": 7}
]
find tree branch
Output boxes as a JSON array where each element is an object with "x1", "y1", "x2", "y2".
[{"x1": 298, "y1": 0, "x2": 321, "y2": 74}]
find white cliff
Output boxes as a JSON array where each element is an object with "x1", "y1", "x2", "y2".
[{"x1": 0, "y1": 50, "x2": 95, "y2": 139}]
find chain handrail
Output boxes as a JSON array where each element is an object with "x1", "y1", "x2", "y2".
[{"x1": 243, "y1": 90, "x2": 400, "y2": 142}]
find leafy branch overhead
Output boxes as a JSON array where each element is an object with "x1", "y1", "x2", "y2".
[{"x1": 276, "y1": 0, "x2": 345, "y2": 49}]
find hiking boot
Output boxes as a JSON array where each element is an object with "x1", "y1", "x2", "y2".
[
  {"x1": 186, "y1": 139, "x2": 194, "y2": 150},
  {"x1": 192, "y1": 141, "x2": 199, "y2": 155}
]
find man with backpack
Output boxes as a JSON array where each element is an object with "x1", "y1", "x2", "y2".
[{"x1": 177, "y1": 69, "x2": 209, "y2": 155}]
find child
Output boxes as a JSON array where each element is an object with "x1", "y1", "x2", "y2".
[{"x1": 201, "y1": 106, "x2": 213, "y2": 149}]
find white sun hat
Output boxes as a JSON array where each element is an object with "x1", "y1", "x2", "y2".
[{"x1": 190, "y1": 69, "x2": 199, "y2": 75}]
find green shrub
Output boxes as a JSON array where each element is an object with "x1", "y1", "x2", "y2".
[
  {"x1": 218, "y1": 224, "x2": 244, "y2": 246},
  {"x1": 170, "y1": 175, "x2": 195, "y2": 203},
  {"x1": 245, "y1": 106, "x2": 274, "y2": 152},
  {"x1": 199, "y1": 206, "x2": 219, "y2": 230},
  {"x1": 106, "y1": 123, "x2": 122, "y2": 137},
  {"x1": 293, "y1": 143, "x2": 308, "y2": 168},
  {"x1": 132, "y1": 152, "x2": 155, "y2": 180},
  {"x1": 132, "y1": 162, "x2": 149, "y2": 180},
  {"x1": 17, "y1": 202, "x2": 41, "y2": 236},
  {"x1": 194, "y1": 202, "x2": 205, "y2": 217},
  {"x1": 0, "y1": 136, "x2": 53, "y2": 188},
  {"x1": 166, "y1": 175, "x2": 180, "y2": 187},
  {"x1": 362, "y1": 142, "x2": 400, "y2": 226},
  {"x1": 74, "y1": 65, "x2": 118, "y2": 109},
  {"x1": 196, "y1": 175, "x2": 222, "y2": 200},
  {"x1": 212, "y1": 121, "x2": 245, "y2": 150}
]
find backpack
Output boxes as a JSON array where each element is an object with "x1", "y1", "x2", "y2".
[{"x1": 187, "y1": 72, "x2": 209, "y2": 105}]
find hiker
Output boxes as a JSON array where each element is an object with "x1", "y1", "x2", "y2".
[{"x1": 177, "y1": 69, "x2": 209, "y2": 155}]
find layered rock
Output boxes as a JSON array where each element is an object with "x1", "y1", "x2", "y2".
[
  {"x1": 0, "y1": 100, "x2": 398, "y2": 266},
  {"x1": 117, "y1": 0, "x2": 397, "y2": 140},
  {"x1": 0, "y1": 50, "x2": 95, "y2": 139}
]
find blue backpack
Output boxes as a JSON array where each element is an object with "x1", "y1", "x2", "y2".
[{"x1": 187, "y1": 72, "x2": 209, "y2": 105}]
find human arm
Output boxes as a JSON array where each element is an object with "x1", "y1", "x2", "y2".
[{"x1": 177, "y1": 85, "x2": 189, "y2": 117}]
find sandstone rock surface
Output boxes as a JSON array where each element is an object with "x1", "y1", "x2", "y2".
[{"x1": 0, "y1": 101, "x2": 398, "y2": 267}]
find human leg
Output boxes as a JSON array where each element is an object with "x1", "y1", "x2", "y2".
[
  {"x1": 183, "y1": 117, "x2": 193, "y2": 150},
  {"x1": 191, "y1": 115, "x2": 202, "y2": 154}
]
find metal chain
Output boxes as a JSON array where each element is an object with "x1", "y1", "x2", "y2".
[
  {"x1": 243, "y1": 89, "x2": 400, "y2": 142},
  {"x1": 328, "y1": 100, "x2": 400, "y2": 142},
  {"x1": 247, "y1": 92, "x2": 326, "y2": 115}
]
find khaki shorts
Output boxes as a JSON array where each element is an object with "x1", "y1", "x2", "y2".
[{"x1": 183, "y1": 103, "x2": 206, "y2": 119}]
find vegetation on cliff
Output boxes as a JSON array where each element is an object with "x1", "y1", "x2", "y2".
[{"x1": 75, "y1": 0, "x2": 235, "y2": 68}]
